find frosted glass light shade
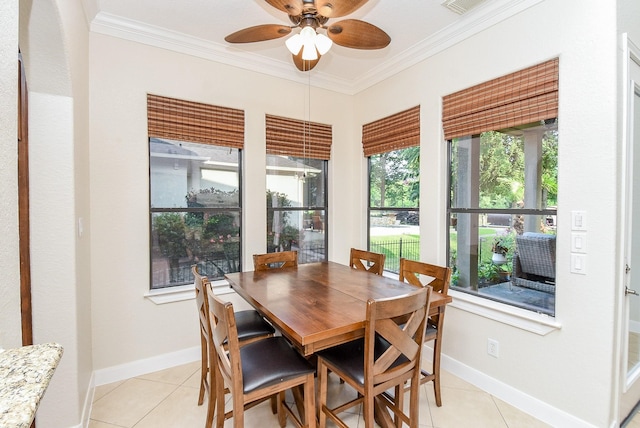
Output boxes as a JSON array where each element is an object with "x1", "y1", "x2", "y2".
[
  {"x1": 315, "y1": 33, "x2": 332, "y2": 55},
  {"x1": 285, "y1": 34, "x2": 303, "y2": 55},
  {"x1": 302, "y1": 42, "x2": 318, "y2": 60}
]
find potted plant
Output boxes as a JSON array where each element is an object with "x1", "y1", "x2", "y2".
[{"x1": 491, "y1": 235, "x2": 511, "y2": 265}]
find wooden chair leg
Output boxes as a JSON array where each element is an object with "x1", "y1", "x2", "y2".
[
  {"x1": 303, "y1": 374, "x2": 316, "y2": 428},
  {"x1": 292, "y1": 385, "x2": 306, "y2": 422},
  {"x1": 277, "y1": 391, "x2": 287, "y2": 427},
  {"x1": 433, "y1": 334, "x2": 443, "y2": 407},
  {"x1": 318, "y1": 361, "x2": 328, "y2": 428},
  {"x1": 198, "y1": 336, "x2": 207, "y2": 406},
  {"x1": 215, "y1": 374, "x2": 226, "y2": 428}
]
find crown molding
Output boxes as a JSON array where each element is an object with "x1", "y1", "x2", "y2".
[
  {"x1": 350, "y1": 0, "x2": 545, "y2": 93},
  {"x1": 90, "y1": 0, "x2": 543, "y2": 95}
]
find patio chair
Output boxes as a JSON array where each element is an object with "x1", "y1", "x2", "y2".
[{"x1": 511, "y1": 232, "x2": 556, "y2": 293}]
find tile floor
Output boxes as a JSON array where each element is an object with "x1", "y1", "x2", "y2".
[{"x1": 89, "y1": 357, "x2": 556, "y2": 428}]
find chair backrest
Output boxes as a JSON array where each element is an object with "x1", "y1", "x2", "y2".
[
  {"x1": 349, "y1": 248, "x2": 386, "y2": 276},
  {"x1": 364, "y1": 286, "x2": 431, "y2": 392},
  {"x1": 253, "y1": 251, "x2": 298, "y2": 271},
  {"x1": 208, "y1": 293, "x2": 242, "y2": 395},
  {"x1": 192, "y1": 265, "x2": 211, "y2": 345},
  {"x1": 398, "y1": 258, "x2": 451, "y2": 295},
  {"x1": 516, "y1": 232, "x2": 556, "y2": 279}
]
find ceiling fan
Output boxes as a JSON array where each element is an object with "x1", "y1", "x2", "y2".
[{"x1": 224, "y1": 0, "x2": 391, "y2": 72}]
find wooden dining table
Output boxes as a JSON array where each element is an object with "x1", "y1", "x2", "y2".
[{"x1": 225, "y1": 261, "x2": 452, "y2": 357}]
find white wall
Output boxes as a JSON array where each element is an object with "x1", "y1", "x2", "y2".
[
  {"x1": 0, "y1": 0, "x2": 21, "y2": 351},
  {"x1": 354, "y1": 1, "x2": 617, "y2": 426},
  {"x1": 18, "y1": 0, "x2": 93, "y2": 426},
  {"x1": 7, "y1": 0, "x2": 631, "y2": 426},
  {"x1": 88, "y1": 33, "x2": 356, "y2": 371}
]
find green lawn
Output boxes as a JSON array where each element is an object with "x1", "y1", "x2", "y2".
[
  {"x1": 370, "y1": 234, "x2": 420, "y2": 268},
  {"x1": 450, "y1": 227, "x2": 499, "y2": 264}
]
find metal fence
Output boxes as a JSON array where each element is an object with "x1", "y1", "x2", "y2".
[
  {"x1": 370, "y1": 237, "x2": 420, "y2": 274},
  {"x1": 154, "y1": 239, "x2": 414, "y2": 289}
]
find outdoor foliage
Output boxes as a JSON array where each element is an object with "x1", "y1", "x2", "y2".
[
  {"x1": 451, "y1": 129, "x2": 558, "y2": 210},
  {"x1": 370, "y1": 148, "x2": 420, "y2": 208}
]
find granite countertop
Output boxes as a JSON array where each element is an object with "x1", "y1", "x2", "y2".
[{"x1": 0, "y1": 343, "x2": 63, "y2": 428}]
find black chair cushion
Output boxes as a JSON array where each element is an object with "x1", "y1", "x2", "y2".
[
  {"x1": 317, "y1": 335, "x2": 408, "y2": 387},
  {"x1": 240, "y1": 337, "x2": 315, "y2": 394},
  {"x1": 235, "y1": 310, "x2": 275, "y2": 341},
  {"x1": 424, "y1": 322, "x2": 437, "y2": 340}
]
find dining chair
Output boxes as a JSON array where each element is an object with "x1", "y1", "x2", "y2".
[
  {"x1": 192, "y1": 265, "x2": 275, "y2": 425},
  {"x1": 398, "y1": 258, "x2": 452, "y2": 407},
  {"x1": 317, "y1": 286, "x2": 432, "y2": 428},
  {"x1": 208, "y1": 293, "x2": 317, "y2": 428},
  {"x1": 349, "y1": 248, "x2": 386, "y2": 275},
  {"x1": 253, "y1": 250, "x2": 298, "y2": 271}
]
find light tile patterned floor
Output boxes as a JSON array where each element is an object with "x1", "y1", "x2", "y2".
[{"x1": 89, "y1": 357, "x2": 556, "y2": 428}]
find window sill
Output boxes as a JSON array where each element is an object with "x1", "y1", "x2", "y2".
[
  {"x1": 144, "y1": 279, "x2": 235, "y2": 305},
  {"x1": 449, "y1": 289, "x2": 561, "y2": 335}
]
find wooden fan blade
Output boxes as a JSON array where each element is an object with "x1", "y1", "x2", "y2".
[
  {"x1": 292, "y1": 51, "x2": 320, "y2": 72},
  {"x1": 265, "y1": 0, "x2": 303, "y2": 16},
  {"x1": 327, "y1": 19, "x2": 390, "y2": 49},
  {"x1": 316, "y1": 0, "x2": 369, "y2": 18},
  {"x1": 225, "y1": 25, "x2": 292, "y2": 43}
]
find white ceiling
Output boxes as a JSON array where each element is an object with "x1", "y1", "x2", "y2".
[{"x1": 86, "y1": 0, "x2": 539, "y2": 94}]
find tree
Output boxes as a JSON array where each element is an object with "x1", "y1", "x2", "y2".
[{"x1": 369, "y1": 147, "x2": 420, "y2": 208}]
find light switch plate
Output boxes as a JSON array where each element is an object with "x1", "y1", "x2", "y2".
[
  {"x1": 571, "y1": 232, "x2": 587, "y2": 253},
  {"x1": 570, "y1": 253, "x2": 587, "y2": 274},
  {"x1": 571, "y1": 210, "x2": 587, "y2": 231}
]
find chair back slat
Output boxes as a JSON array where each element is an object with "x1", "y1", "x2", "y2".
[
  {"x1": 365, "y1": 286, "x2": 431, "y2": 389},
  {"x1": 399, "y1": 258, "x2": 451, "y2": 295},
  {"x1": 350, "y1": 248, "x2": 386, "y2": 275},
  {"x1": 253, "y1": 251, "x2": 298, "y2": 271},
  {"x1": 192, "y1": 265, "x2": 210, "y2": 339},
  {"x1": 208, "y1": 294, "x2": 241, "y2": 388}
]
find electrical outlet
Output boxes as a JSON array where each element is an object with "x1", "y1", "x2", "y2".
[{"x1": 487, "y1": 339, "x2": 499, "y2": 358}]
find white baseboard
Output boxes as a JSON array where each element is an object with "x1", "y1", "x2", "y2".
[
  {"x1": 86, "y1": 345, "x2": 598, "y2": 427},
  {"x1": 440, "y1": 352, "x2": 598, "y2": 428},
  {"x1": 93, "y1": 346, "x2": 200, "y2": 386}
]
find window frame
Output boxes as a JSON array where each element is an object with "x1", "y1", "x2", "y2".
[
  {"x1": 446, "y1": 126, "x2": 558, "y2": 316},
  {"x1": 148, "y1": 140, "x2": 243, "y2": 290},
  {"x1": 265, "y1": 155, "x2": 329, "y2": 264},
  {"x1": 367, "y1": 148, "x2": 420, "y2": 274}
]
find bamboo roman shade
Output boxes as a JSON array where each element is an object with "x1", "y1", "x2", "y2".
[
  {"x1": 147, "y1": 94, "x2": 244, "y2": 148},
  {"x1": 442, "y1": 58, "x2": 559, "y2": 140},
  {"x1": 362, "y1": 106, "x2": 420, "y2": 157},
  {"x1": 265, "y1": 114, "x2": 333, "y2": 160}
]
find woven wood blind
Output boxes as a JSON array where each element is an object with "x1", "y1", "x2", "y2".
[
  {"x1": 147, "y1": 94, "x2": 244, "y2": 148},
  {"x1": 362, "y1": 106, "x2": 420, "y2": 157},
  {"x1": 442, "y1": 58, "x2": 558, "y2": 140},
  {"x1": 265, "y1": 114, "x2": 332, "y2": 160}
]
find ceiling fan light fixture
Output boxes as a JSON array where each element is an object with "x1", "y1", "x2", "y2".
[
  {"x1": 315, "y1": 33, "x2": 333, "y2": 55},
  {"x1": 285, "y1": 33, "x2": 303, "y2": 55}
]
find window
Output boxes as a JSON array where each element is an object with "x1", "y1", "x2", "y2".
[
  {"x1": 147, "y1": 95, "x2": 244, "y2": 289},
  {"x1": 265, "y1": 115, "x2": 331, "y2": 263},
  {"x1": 368, "y1": 149, "x2": 420, "y2": 273},
  {"x1": 444, "y1": 59, "x2": 559, "y2": 315},
  {"x1": 150, "y1": 139, "x2": 242, "y2": 288},
  {"x1": 363, "y1": 106, "x2": 420, "y2": 273}
]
